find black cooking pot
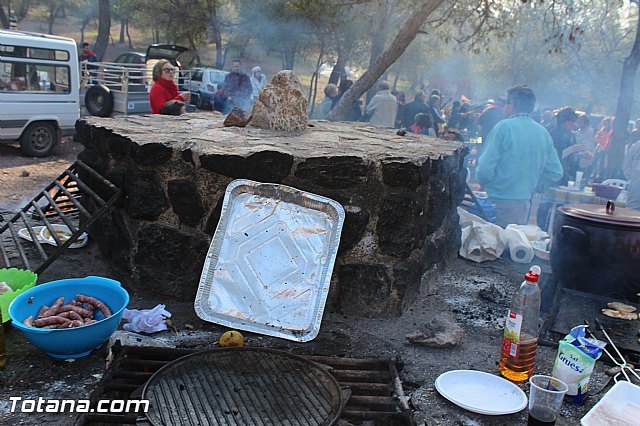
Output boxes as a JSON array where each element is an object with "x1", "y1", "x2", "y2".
[{"x1": 550, "y1": 202, "x2": 640, "y2": 301}]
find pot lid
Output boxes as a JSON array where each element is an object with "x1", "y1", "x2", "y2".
[{"x1": 559, "y1": 203, "x2": 640, "y2": 228}]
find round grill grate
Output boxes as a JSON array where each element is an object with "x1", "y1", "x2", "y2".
[{"x1": 142, "y1": 347, "x2": 344, "y2": 426}]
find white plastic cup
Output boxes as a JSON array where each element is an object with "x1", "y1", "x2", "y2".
[
  {"x1": 528, "y1": 375, "x2": 568, "y2": 425},
  {"x1": 575, "y1": 171, "x2": 584, "y2": 189}
]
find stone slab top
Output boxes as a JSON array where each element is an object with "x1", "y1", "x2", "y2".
[{"x1": 81, "y1": 113, "x2": 464, "y2": 162}]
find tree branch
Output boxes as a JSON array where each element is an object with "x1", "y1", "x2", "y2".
[{"x1": 327, "y1": 0, "x2": 446, "y2": 121}]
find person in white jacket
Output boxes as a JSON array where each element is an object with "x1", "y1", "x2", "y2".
[
  {"x1": 365, "y1": 81, "x2": 397, "y2": 128},
  {"x1": 250, "y1": 66, "x2": 267, "y2": 101},
  {"x1": 624, "y1": 140, "x2": 640, "y2": 210}
]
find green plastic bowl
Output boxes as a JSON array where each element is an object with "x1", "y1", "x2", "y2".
[{"x1": 0, "y1": 268, "x2": 38, "y2": 323}]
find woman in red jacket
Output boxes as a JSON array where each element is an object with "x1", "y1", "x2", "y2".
[{"x1": 149, "y1": 59, "x2": 190, "y2": 114}]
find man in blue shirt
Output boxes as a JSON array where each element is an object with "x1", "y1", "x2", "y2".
[{"x1": 476, "y1": 86, "x2": 563, "y2": 227}]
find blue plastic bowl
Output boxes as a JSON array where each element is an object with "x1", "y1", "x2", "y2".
[{"x1": 9, "y1": 276, "x2": 129, "y2": 359}]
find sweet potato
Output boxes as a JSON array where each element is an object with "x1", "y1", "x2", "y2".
[
  {"x1": 23, "y1": 315, "x2": 34, "y2": 326},
  {"x1": 76, "y1": 294, "x2": 111, "y2": 318}
]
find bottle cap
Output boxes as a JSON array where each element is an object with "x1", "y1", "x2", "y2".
[{"x1": 525, "y1": 265, "x2": 541, "y2": 282}]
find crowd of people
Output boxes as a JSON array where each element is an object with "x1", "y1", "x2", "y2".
[
  {"x1": 317, "y1": 79, "x2": 640, "y2": 221},
  {"x1": 145, "y1": 58, "x2": 640, "y2": 219}
]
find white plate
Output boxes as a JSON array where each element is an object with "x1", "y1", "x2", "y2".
[
  {"x1": 40, "y1": 224, "x2": 88, "y2": 248},
  {"x1": 581, "y1": 381, "x2": 640, "y2": 425},
  {"x1": 435, "y1": 370, "x2": 528, "y2": 415},
  {"x1": 18, "y1": 225, "x2": 88, "y2": 249}
]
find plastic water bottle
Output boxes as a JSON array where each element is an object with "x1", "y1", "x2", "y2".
[{"x1": 499, "y1": 265, "x2": 542, "y2": 382}]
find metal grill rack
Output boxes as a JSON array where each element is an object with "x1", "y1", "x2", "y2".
[
  {"x1": 76, "y1": 344, "x2": 413, "y2": 425},
  {"x1": 0, "y1": 160, "x2": 120, "y2": 273}
]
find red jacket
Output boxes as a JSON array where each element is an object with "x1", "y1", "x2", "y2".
[{"x1": 149, "y1": 78, "x2": 184, "y2": 114}]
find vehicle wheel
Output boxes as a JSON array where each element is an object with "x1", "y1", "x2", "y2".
[
  {"x1": 85, "y1": 85, "x2": 114, "y2": 117},
  {"x1": 20, "y1": 122, "x2": 58, "y2": 157}
]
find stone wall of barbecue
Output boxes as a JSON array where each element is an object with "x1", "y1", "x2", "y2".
[{"x1": 76, "y1": 114, "x2": 466, "y2": 317}]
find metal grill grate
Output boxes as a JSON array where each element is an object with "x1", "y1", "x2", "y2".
[
  {"x1": 0, "y1": 160, "x2": 120, "y2": 274},
  {"x1": 76, "y1": 344, "x2": 412, "y2": 425},
  {"x1": 144, "y1": 349, "x2": 342, "y2": 426}
]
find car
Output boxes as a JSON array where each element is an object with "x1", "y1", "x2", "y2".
[
  {"x1": 103, "y1": 52, "x2": 146, "y2": 85},
  {"x1": 112, "y1": 52, "x2": 145, "y2": 65},
  {"x1": 189, "y1": 68, "x2": 228, "y2": 110}
]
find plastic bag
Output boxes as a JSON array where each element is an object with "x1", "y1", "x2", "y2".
[
  {"x1": 122, "y1": 304, "x2": 171, "y2": 334},
  {"x1": 551, "y1": 325, "x2": 606, "y2": 405}
]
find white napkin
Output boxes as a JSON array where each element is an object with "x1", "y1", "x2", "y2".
[{"x1": 122, "y1": 304, "x2": 171, "y2": 333}]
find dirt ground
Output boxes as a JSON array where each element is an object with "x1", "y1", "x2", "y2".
[{"x1": 0, "y1": 141, "x2": 624, "y2": 425}]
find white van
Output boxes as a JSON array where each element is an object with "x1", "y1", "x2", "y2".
[{"x1": 0, "y1": 30, "x2": 79, "y2": 157}]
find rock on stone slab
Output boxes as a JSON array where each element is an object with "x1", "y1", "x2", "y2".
[
  {"x1": 406, "y1": 317, "x2": 464, "y2": 347},
  {"x1": 223, "y1": 106, "x2": 252, "y2": 127},
  {"x1": 250, "y1": 70, "x2": 308, "y2": 131}
]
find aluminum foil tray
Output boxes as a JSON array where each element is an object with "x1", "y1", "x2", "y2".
[{"x1": 195, "y1": 179, "x2": 345, "y2": 342}]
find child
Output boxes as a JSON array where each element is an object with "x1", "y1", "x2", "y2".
[{"x1": 410, "y1": 113, "x2": 435, "y2": 136}]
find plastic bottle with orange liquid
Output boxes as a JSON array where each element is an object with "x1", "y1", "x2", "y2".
[{"x1": 499, "y1": 265, "x2": 541, "y2": 382}]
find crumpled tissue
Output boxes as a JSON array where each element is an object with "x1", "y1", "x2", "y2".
[{"x1": 122, "y1": 304, "x2": 171, "y2": 333}]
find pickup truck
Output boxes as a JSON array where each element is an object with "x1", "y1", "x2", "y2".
[{"x1": 81, "y1": 44, "x2": 193, "y2": 117}]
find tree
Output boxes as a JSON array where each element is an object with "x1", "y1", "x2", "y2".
[
  {"x1": 94, "y1": 0, "x2": 111, "y2": 61},
  {"x1": 328, "y1": 0, "x2": 446, "y2": 120},
  {"x1": 609, "y1": 1, "x2": 640, "y2": 178},
  {"x1": 0, "y1": 4, "x2": 9, "y2": 28}
]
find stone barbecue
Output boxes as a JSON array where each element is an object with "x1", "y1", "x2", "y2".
[{"x1": 75, "y1": 114, "x2": 465, "y2": 317}]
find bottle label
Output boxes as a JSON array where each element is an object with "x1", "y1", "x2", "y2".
[
  {"x1": 502, "y1": 310, "x2": 523, "y2": 357},
  {"x1": 502, "y1": 337, "x2": 519, "y2": 358},
  {"x1": 504, "y1": 310, "x2": 523, "y2": 341}
]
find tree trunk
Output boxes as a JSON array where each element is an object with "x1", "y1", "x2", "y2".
[
  {"x1": 119, "y1": 18, "x2": 125, "y2": 43},
  {"x1": 609, "y1": 2, "x2": 640, "y2": 179},
  {"x1": 94, "y1": 0, "x2": 111, "y2": 61},
  {"x1": 188, "y1": 35, "x2": 201, "y2": 66},
  {"x1": 126, "y1": 20, "x2": 133, "y2": 48},
  {"x1": 309, "y1": 40, "x2": 325, "y2": 118},
  {"x1": 328, "y1": 0, "x2": 445, "y2": 121},
  {"x1": 366, "y1": 2, "x2": 391, "y2": 103},
  {"x1": 48, "y1": 4, "x2": 60, "y2": 34},
  {"x1": 213, "y1": 23, "x2": 224, "y2": 69},
  {"x1": 328, "y1": 51, "x2": 347, "y2": 85},
  {"x1": 282, "y1": 44, "x2": 296, "y2": 70},
  {"x1": 80, "y1": 16, "x2": 90, "y2": 45},
  {"x1": 0, "y1": 5, "x2": 9, "y2": 29},
  {"x1": 392, "y1": 71, "x2": 400, "y2": 91}
]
